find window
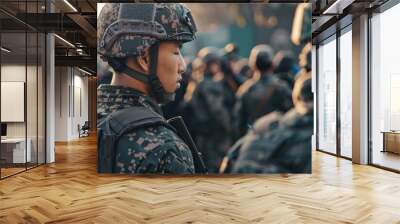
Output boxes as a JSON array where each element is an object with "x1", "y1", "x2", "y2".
[
  {"x1": 317, "y1": 36, "x2": 337, "y2": 154},
  {"x1": 339, "y1": 27, "x2": 352, "y2": 158},
  {"x1": 371, "y1": 3, "x2": 400, "y2": 171}
]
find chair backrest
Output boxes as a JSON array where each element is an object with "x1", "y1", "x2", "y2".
[{"x1": 82, "y1": 121, "x2": 90, "y2": 129}]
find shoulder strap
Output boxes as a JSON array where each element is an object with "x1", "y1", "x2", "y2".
[
  {"x1": 105, "y1": 106, "x2": 171, "y2": 136},
  {"x1": 97, "y1": 106, "x2": 174, "y2": 173}
]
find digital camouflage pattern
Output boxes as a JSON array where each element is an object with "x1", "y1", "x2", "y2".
[
  {"x1": 98, "y1": 3, "x2": 196, "y2": 59},
  {"x1": 98, "y1": 85, "x2": 195, "y2": 174},
  {"x1": 223, "y1": 108, "x2": 313, "y2": 174},
  {"x1": 233, "y1": 74, "x2": 293, "y2": 139}
]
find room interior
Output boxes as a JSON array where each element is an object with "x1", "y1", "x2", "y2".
[{"x1": 0, "y1": 0, "x2": 97, "y2": 179}]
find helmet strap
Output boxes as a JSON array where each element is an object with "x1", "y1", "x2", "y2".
[
  {"x1": 121, "y1": 67, "x2": 149, "y2": 84},
  {"x1": 148, "y1": 43, "x2": 175, "y2": 104},
  {"x1": 111, "y1": 43, "x2": 175, "y2": 104},
  {"x1": 107, "y1": 57, "x2": 149, "y2": 83}
]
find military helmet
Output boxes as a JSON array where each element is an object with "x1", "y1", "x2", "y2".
[
  {"x1": 223, "y1": 43, "x2": 240, "y2": 61},
  {"x1": 293, "y1": 71, "x2": 312, "y2": 106},
  {"x1": 273, "y1": 50, "x2": 295, "y2": 74},
  {"x1": 249, "y1": 44, "x2": 274, "y2": 72},
  {"x1": 98, "y1": 3, "x2": 197, "y2": 59},
  {"x1": 97, "y1": 3, "x2": 197, "y2": 104},
  {"x1": 197, "y1": 47, "x2": 221, "y2": 66},
  {"x1": 224, "y1": 43, "x2": 239, "y2": 55}
]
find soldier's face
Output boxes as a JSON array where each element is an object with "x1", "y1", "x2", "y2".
[{"x1": 157, "y1": 41, "x2": 186, "y2": 93}]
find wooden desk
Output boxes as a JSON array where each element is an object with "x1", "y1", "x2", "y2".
[{"x1": 382, "y1": 131, "x2": 400, "y2": 154}]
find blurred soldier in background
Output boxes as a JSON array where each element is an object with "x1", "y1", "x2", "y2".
[
  {"x1": 233, "y1": 44, "x2": 293, "y2": 140},
  {"x1": 220, "y1": 43, "x2": 312, "y2": 174},
  {"x1": 97, "y1": 57, "x2": 113, "y2": 86},
  {"x1": 188, "y1": 47, "x2": 233, "y2": 172},
  {"x1": 223, "y1": 43, "x2": 245, "y2": 85},
  {"x1": 219, "y1": 43, "x2": 243, "y2": 130},
  {"x1": 273, "y1": 50, "x2": 298, "y2": 89},
  {"x1": 97, "y1": 3, "x2": 204, "y2": 174},
  {"x1": 237, "y1": 59, "x2": 252, "y2": 81}
]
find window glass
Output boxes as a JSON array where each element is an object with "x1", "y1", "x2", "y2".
[
  {"x1": 371, "y1": 3, "x2": 400, "y2": 171},
  {"x1": 317, "y1": 36, "x2": 337, "y2": 154},
  {"x1": 339, "y1": 28, "x2": 352, "y2": 158}
]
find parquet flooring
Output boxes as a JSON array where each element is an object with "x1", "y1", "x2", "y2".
[
  {"x1": 1, "y1": 135, "x2": 400, "y2": 223},
  {"x1": 1, "y1": 167, "x2": 26, "y2": 178}
]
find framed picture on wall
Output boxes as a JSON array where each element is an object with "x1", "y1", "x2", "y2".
[{"x1": 1, "y1": 81, "x2": 25, "y2": 122}]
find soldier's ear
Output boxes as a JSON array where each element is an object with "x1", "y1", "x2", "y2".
[{"x1": 137, "y1": 53, "x2": 150, "y2": 74}]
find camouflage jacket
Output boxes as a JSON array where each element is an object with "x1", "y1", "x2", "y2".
[
  {"x1": 233, "y1": 74, "x2": 293, "y2": 139},
  {"x1": 97, "y1": 84, "x2": 195, "y2": 174},
  {"x1": 222, "y1": 108, "x2": 313, "y2": 174}
]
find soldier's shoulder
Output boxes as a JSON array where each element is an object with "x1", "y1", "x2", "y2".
[
  {"x1": 252, "y1": 111, "x2": 283, "y2": 134},
  {"x1": 117, "y1": 124, "x2": 189, "y2": 153},
  {"x1": 236, "y1": 78, "x2": 257, "y2": 97},
  {"x1": 199, "y1": 78, "x2": 224, "y2": 93},
  {"x1": 271, "y1": 76, "x2": 291, "y2": 90}
]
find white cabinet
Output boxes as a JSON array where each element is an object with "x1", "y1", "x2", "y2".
[{"x1": 1, "y1": 138, "x2": 32, "y2": 163}]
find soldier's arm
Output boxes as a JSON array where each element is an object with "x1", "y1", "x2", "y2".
[
  {"x1": 156, "y1": 141, "x2": 195, "y2": 174},
  {"x1": 113, "y1": 126, "x2": 195, "y2": 174},
  {"x1": 276, "y1": 83, "x2": 293, "y2": 112},
  {"x1": 233, "y1": 94, "x2": 249, "y2": 139},
  {"x1": 219, "y1": 136, "x2": 245, "y2": 173}
]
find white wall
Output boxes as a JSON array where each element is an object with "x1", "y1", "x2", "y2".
[
  {"x1": 54, "y1": 67, "x2": 89, "y2": 141},
  {"x1": 55, "y1": 66, "x2": 69, "y2": 141}
]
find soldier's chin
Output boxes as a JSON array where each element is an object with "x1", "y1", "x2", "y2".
[{"x1": 165, "y1": 88, "x2": 177, "y2": 95}]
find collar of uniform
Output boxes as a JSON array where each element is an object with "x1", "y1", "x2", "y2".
[{"x1": 97, "y1": 84, "x2": 163, "y2": 115}]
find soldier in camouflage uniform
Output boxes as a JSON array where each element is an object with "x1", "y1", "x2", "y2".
[
  {"x1": 97, "y1": 3, "x2": 199, "y2": 174},
  {"x1": 220, "y1": 43, "x2": 313, "y2": 174},
  {"x1": 220, "y1": 44, "x2": 243, "y2": 115},
  {"x1": 233, "y1": 44, "x2": 293, "y2": 140},
  {"x1": 188, "y1": 47, "x2": 232, "y2": 173},
  {"x1": 273, "y1": 50, "x2": 298, "y2": 89}
]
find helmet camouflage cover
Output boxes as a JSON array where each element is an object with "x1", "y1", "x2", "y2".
[{"x1": 98, "y1": 3, "x2": 197, "y2": 59}]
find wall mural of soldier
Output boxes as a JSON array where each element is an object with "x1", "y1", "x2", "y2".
[{"x1": 97, "y1": 3, "x2": 312, "y2": 174}]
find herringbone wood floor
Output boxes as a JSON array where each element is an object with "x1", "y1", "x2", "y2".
[{"x1": 1, "y1": 135, "x2": 400, "y2": 224}]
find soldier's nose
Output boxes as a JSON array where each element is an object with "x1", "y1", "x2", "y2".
[{"x1": 179, "y1": 54, "x2": 186, "y2": 74}]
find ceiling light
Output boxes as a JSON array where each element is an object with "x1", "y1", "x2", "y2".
[
  {"x1": 322, "y1": 0, "x2": 355, "y2": 15},
  {"x1": 54, "y1": 34, "x2": 75, "y2": 48},
  {"x1": 78, "y1": 67, "x2": 93, "y2": 76},
  {"x1": 1, "y1": 47, "x2": 11, "y2": 53},
  {"x1": 63, "y1": 0, "x2": 78, "y2": 12}
]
